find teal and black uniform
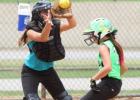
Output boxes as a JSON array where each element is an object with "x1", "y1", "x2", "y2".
[
  {"x1": 22, "y1": 33, "x2": 70, "y2": 100},
  {"x1": 24, "y1": 41, "x2": 54, "y2": 71},
  {"x1": 22, "y1": 13, "x2": 70, "y2": 100},
  {"x1": 21, "y1": 1, "x2": 72, "y2": 100},
  {"x1": 81, "y1": 40, "x2": 122, "y2": 100}
]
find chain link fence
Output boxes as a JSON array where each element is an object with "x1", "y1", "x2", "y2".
[{"x1": 0, "y1": 0, "x2": 140, "y2": 99}]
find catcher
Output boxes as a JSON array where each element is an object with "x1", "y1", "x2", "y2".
[
  {"x1": 81, "y1": 18, "x2": 128, "y2": 100},
  {"x1": 18, "y1": 0, "x2": 76, "y2": 100}
]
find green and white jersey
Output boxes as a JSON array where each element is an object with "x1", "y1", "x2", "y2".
[{"x1": 98, "y1": 40, "x2": 121, "y2": 80}]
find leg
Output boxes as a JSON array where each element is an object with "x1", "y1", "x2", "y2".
[
  {"x1": 41, "y1": 84, "x2": 47, "y2": 100},
  {"x1": 23, "y1": 93, "x2": 41, "y2": 100},
  {"x1": 40, "y1": 68, "x2": 72, "y2": 100},
  {"x1": 81, "y1": 79, "x2": 122, "y2": 100},
  {"x1": 80, "y1": 89, "x2": 105, "y2": 100},
  {"x1": 54, "y1": 91, "x2": 72, "y2": 100},
  {"x1": 21, "y1": 65, "x2": 40, "y2": 100}
]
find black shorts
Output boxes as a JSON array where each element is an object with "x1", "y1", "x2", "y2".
[
  {"x1": 81, "y1": 77, "x2": 122, "y2": 100},
  {"x1": 21, "y1": 64, "x2": 66, "y2": 99}
]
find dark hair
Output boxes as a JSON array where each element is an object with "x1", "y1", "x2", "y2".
[
  {"x1": 18, "y1": 1, "x2": 52, "y2": 47},
  {"x1": 18, "y1": 30, "x2": 28, "y2": 46},
  {"x1": 108, "y1": 34, "x2": 124, "y2": 65}
]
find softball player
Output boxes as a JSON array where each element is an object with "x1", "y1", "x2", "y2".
[
  {"x1": 81, "y1": 18, "x2": 128, "y2": 100},
  {"x1": 18, "y1": 0, "x2": 76, "y2": 100}
]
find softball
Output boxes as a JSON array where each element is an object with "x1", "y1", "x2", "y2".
[{"x1": 59, "y1": 0, "x2": 71, "y2": 9}]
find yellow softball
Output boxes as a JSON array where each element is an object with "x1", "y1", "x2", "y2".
[{"x1": 59, "y1": 0, "x2": 71, "y2": 9}]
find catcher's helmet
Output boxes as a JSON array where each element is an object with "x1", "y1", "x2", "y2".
[
  {"x1": 83, "y1": 18, "x2": 117, "y2": 46},
  {"x1": 31, "y1": 0, "x2": 52, "y2": 21}
]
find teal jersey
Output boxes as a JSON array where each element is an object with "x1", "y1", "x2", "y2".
[
  {"x1": 24, "y1": 41, "x2": 54, "y2": 71},
  {"x1": 98, "y1": 40, "x2": 121, "y2": 80}
]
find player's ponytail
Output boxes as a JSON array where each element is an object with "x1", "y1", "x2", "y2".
[
  {"x1": 110, "y1": 34, "x2": 124, "y2": 65},
  {"x1": 18, "y1": 30, "x2": 28, "y2": 47}
]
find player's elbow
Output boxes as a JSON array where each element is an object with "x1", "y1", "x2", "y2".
[
  {"x1": 123, "y1": 66, "x2": 128, "y2": 73},
  {"x1": 105, "y1": 66, "x2": 112, "y2": 72},
  {"x1": 121, "y1": 64, "x2": 128, "y2": 72},
  {"x1": 69, "y1": 21, "x2": 77, "y2": 29},
  {"x1": 68, "y1": 17, "x2": 77, "y2": 28},
  {"x1": 72, "y1": 20, "x2": 77, "y2": 27}
]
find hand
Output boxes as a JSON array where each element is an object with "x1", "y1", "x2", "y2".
[
  {"x1": 90, "y1": 79, "x2": 101, "y2": 92},
  {"x1": 90, "y1": 79, "x2": 96, "y2": 89},
  {"x1": 43, "y1": 10, "x2": 53, "y2": 26}
]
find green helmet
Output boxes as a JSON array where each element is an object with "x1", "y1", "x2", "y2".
[
  {"x1": 84, "y1": 18, "x2": 117, "y2": 38},
  {"x1": 83, "y1": 18, "x2": 117, "y2": 46}
]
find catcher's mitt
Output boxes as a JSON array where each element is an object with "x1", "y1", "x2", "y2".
[{"x1": 51, "y1": 0, "x2": 73, "y2": 18}]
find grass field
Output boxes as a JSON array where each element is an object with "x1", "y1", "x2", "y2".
[
  {"x1": 0, "y1": 58, "x2": 139, "y2": 97},
  {"x1": 0, "y1": 68, "x2": 139, "y2": 79},
  {"x1": 0, "y1": 59, "x2": 140, "y2": 68},
  {"x1": 0, "y1": 59, "x2": 140, "y2": 78}
]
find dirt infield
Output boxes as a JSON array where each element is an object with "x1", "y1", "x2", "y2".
[{"x1": 112, "y1": 97, "x2": 140, "y2": 100}]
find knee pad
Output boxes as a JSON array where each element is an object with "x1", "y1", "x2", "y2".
[
  {"x1": 55, "y1": 91, "x2": 72, "y2": 100},
  {"x1": 24, "y1": 93, "x2": 41, "y2": 100}
]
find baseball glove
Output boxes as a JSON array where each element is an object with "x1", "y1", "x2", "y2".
[{"x1": 51, "y1": 0, "x2": 73, "y2": 18}]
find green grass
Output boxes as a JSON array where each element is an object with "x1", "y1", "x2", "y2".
[
  {"x1": 0, "y1": 59, "x2": 140, "y2": 78},
  {"x1": 0, "y1": 59, "x2": 140, "y2": 68},
  {"x1": 0, "y1": 91, "x2": 23, "y2": 97},
  {"x1": 58, "y1": 69, "x2": 140, "y2": 78},
  {"x1": 0, "y1": 68, "x2": 139, "y2": 79}
]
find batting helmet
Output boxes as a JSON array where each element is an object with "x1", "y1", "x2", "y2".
[{"x1": 83, "y1": 18, "x2": 117, "y2": 46}]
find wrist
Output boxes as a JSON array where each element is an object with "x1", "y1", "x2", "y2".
[
  {"x1": 90, "y1": 79, "x2": 96, "y2": 83},
  {"x1": 66, "y1": 15, "x2": 73, "y2": 19},
  {"x1": 90, "y1": 79, "x2": 96, "y2": 89},
  {"x1": 91, "y1": 76, "x2": 96, "y2": 81}
]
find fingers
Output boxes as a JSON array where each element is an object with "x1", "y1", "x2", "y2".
[
  {"x1": 43, "y1": 10, "x2": 53, "y2": 26},
  {"x1": 47, "y1": 10, "x2": 51, "y2": 20},
  {"x1": 41, "y1": 10, "x2": 51, "y2": 20},
  {"x1": 41, "y1": 13, "x2": 48, "y2": 20}
]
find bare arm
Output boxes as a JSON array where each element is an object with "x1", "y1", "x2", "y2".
[
  {"x1": 91, "y1": 45, "x2": 112, "y2": 80},
  {"x1": 60, "y1": 15, "x2": 77, "y2": 33},
  {"x1": 27, "y1": 23, "x2": 52, "y2": 42},
  {"x1": 120, "y1": 49, "x2": 128, "y2": 75},
  {"x1": 120, "y1": 63, "x2": 128, "y2": 75},
  {"x1": 27, "y1": 10, "x2": 53, "y2": 42}
]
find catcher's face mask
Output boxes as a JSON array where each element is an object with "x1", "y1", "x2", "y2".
[
  {"x1": 32, "y1": 0, "x2": 52, "y2": 21},
  {"x1": 31, "y1": 1, "x2": 52, "y2": 29}
]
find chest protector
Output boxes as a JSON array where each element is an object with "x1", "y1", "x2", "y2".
[{"x1": 26, "y1": 19, "x2": 65, "y2": 62}]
